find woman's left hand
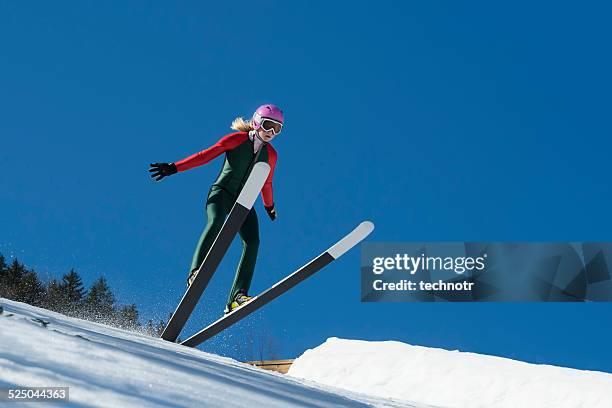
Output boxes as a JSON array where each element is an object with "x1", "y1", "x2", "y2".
[{"x1": 265, "y1": 205, "x2": 277, "y2": 221}]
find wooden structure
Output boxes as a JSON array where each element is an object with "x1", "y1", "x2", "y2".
[{"x1": 245, "y1": 359, "x2": 295, "y2": 374}]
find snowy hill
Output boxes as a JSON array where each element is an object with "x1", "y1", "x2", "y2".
[
  {"x1": 3, "y1": 298, "x2": 610, "y2": 408},
  {"x1": 0, "y1": 298, "x2": 425, "y2": 408},
  {"x1": 288, "y1": 338, "x2": 612, "y2": 408}
]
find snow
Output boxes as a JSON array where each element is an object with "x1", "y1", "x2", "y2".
[
  {"x1": 288, "y1": 337, "x2": 612, "y2": 408},
  {"x1": 5, "y1": 297, "x2": 609, "y2": 408},
  {"x1": 0, "y1": 298, "x2": 424, "y2": 408}
]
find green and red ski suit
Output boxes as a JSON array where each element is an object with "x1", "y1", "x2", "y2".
[{"x1": 175, "y1": 131, "x2": 278, "y2": 303}]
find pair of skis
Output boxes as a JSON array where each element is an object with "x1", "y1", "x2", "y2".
[{"x1": 161, "y1": 162, "x2": 375, "y2": 347}]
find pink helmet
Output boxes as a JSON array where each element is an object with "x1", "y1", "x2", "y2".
[{"x1": 252, "y1": 104, "x2": 284, "y2": 130}]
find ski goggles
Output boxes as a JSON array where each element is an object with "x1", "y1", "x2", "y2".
[{"x1": 260, "y1": 118, "x2": 283, "y2": 135}]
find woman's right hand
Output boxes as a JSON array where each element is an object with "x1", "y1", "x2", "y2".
[{"x1": 149, "y1": 162, "x2": 177, "y2": 181}]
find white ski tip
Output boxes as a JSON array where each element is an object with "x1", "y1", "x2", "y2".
[
  {"x1": 236, "y1": 162, "x2": 271, "y2": 208},
  {"x1": 327, "y1": 221, "x2": 375, "y2": 259}
]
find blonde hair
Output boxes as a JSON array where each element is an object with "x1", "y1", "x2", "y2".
[{"x1": 231, "y1": 116, "x2": 254, "y2": 132}]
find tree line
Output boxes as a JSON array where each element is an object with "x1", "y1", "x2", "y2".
[{"x1": 0, "y1": 252, "x2": 166, "y2": 336}]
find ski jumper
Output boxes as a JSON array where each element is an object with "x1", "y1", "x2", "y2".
[{"x1": 175, "y1": 131, "x2": 278, "y2": 304}]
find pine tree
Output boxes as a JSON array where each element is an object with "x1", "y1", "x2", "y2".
[
  {"x1": 61, "y1": 269, "x2": 86, "y2": 302},
  {"x1": 84, "y1": 277, "x2": 116, "y2": 320},
  {"x1": 117, "y1": 304, "x2": 140, "y2": 330},
  {"x1": 145, "y1": 319, "x2": 155, "y2": 336},
  {"x1": 59, "y1": 269, "x2": 85, "y2": 315},
  {"x1": 19, "y1": 271, "x2": 46, "y2": 306},
  {"x1": 155, "y1": 320, "x2": 166, "y2": 337},
  {"x1": 0, "y1": 256, "x2": 44, "y2": 306},
  {"x1": 3, "y1": 259, "x2": 27, "y2": 300},
  {"x1": 45, "y1": 279, "x2": 65, "y2": 312},
  {"x1": 0, "y1": 253, "x2": 8, "y2": 297}
]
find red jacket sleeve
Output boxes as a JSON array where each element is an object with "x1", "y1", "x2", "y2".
[
  {"x1": 262, "y1": 144, "x2": 277, "y2": 207},
  {"x1": 174, "y1": 132, "x2": 248, "y2": 172}
]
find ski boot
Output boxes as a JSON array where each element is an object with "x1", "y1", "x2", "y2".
[
  {"x1": 224, "y1": 289, "x2": 253, "y2": 314},
  {"x1": 187, "y1": 268, "x2": 198, "y2": 288}
]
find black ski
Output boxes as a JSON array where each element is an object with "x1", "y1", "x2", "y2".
[
  {"x1": 161, "y1": 162, "x2": 270, "y2": 342},
  {"x1": 181, "y1": 221, "x2": 375, "y2": 347}
]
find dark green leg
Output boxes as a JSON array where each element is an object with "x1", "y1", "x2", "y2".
[
  {"x1": 227, "y1": 207, "x2": 260, "y2": 303},
  {"x1": 189, "y1": 190, "x2": 231, "y2": 275}
]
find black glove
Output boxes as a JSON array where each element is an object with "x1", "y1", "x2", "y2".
[
  {"x1": 149, "y1": 162, "x2": 177, "y2": 181},
  {"x1": 265, "y1": 205, "x2": 277, "y2": 221}
]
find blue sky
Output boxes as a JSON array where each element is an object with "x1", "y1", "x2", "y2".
[{"x1": 2, "y1": 2, "x2": 611, "y2": 370}]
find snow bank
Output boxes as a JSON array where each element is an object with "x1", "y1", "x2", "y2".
[{"x1": 288, "y1": 337, "x2": 612, "y2": 408}]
